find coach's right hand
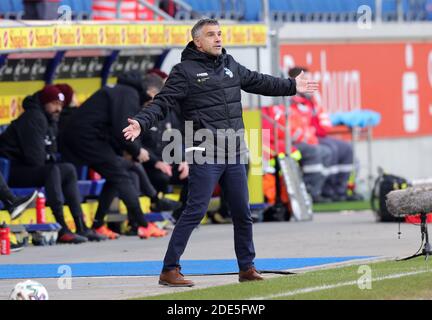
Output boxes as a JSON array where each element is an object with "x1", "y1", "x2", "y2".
[{"x1": 123, "y1": 118, "x2": 141, "y2": 142}]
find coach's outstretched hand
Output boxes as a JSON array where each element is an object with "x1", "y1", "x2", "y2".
[
  {"x1": 123, "y1": 118, "x2": 141, "y2": 141},
  {"x1": 295, "y1": 71, "x2": 319, "y2": 94}
]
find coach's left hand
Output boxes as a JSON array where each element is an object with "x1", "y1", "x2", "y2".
[
  {"x1": 295, "y1": 71, "x2": 319, "y2": 94},
  {"x1": 123, "y1": 118, "x2": 141, "y2": 142}
]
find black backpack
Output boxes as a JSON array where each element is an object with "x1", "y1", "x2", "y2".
[{"x1": 371, "y1": 168, "x2": 410, "y2": 222}]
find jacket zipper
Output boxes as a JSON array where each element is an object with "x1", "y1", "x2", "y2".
[{"x1": 217, "y1": 60, "x2": 232, "y2": 128}]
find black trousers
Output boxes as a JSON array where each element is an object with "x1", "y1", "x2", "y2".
[
  {"x1": 163, "y1": 161, "x2": 255, "y2": 272},
  {"x1": 91, "y1": 157, "x2": 149, "y2": 229},
  {"x1": 8, "y1": 162, "x2": 85, "y2": 233},
  {"x1": 127, "y1": 162, "x2": 157, "y2": 198},
  {"x1": 0, "y1": 173, "x2": 16, "y2": 209}
]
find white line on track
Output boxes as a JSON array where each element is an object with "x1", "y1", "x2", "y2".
[{"x1": 249, "y1": 269, "x2": 430, "y2": 300}]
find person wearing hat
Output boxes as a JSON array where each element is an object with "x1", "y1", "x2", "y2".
[
  {"x1": 0, "y1": 85, "x2": 106, "y2": 244},
  {"x1": 56, "y1": 83, "x2": 78, "y2": 149}
]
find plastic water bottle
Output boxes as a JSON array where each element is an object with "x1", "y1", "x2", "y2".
[
  {"x1": 0, "y1": 222, "x2": 10, "y2": 255},
  {"x1": 36, "y1": 192, "x2": 46, "y2": 224}
]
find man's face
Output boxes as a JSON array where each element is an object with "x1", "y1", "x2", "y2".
[
  {"x1": 194, "y1": 24, "x2": 222, "y2": 57},
  {"x1": 146, "y1": 86, "x2": 160, "y2": 100},
  {"x1": 44, "y1": 101, "x2": 63, "y2": 121},
  {"x1": 143, "y1": 86, "x2": 160, "y2": 107}
]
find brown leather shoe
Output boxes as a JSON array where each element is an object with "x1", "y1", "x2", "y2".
[
  {"x1": 159, "y1": 267, "x2": 195, "y2": 287},
  {"x1": 239, "y1": 267, "x2": 264, "y2": 282}
]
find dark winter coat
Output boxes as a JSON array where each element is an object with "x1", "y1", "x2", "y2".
[
  {"x1": 0, "y1": 92, "x2": 58, "y2": 166},
  {"x1": 134, "y1": 41, "x2": 297, "y2": 157},
  {"x1": 60, "y1": 73, "x2": 144, "y2": 165}
]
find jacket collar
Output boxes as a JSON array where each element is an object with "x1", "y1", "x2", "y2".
[{"x1": 181, "y1": 41, "x2": 226, "y2": 66}]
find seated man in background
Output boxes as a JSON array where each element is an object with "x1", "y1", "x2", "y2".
[
  {"x1": 57, "y1": 83, "x2": 79, "y2": 137},
  {"x1": 57, "y1": 79, "x2": 175, "y2": 238},
  {"x1": 0, "y1": 85, "x2": 106, "y2": 243},
  {"x1": 0, "y1": 173, "x2": 37, "y2": 220},
  {"x1": 60, "y1": 71, "x2": 168, "y2": 240},
  {"x1": 289, "y1": 67, "x2": 356, "y2": 201},
  {"x1": 262, "y1": 103, "x2": 332, "y2": 203}
]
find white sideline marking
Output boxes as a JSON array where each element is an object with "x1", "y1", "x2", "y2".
[{"x1": 249, "y1": 269, "x2": 430, "y2": 300}]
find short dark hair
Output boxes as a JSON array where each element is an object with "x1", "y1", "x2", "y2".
[
  {"x1": 143, "y1": 73, "x2": 164, "y2": 93},
  {"x1": 288, "y1": 66, "x2": 308, "y2": 78},
  {"x1": 191, "y1": 18, "x2": 219, "y2": 39}
]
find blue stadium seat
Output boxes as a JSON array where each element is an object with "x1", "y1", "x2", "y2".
[
  {"x1": 60, "y1": 0, "x2": 91, "y2": 20},
  {"x1": 89, "y1": 179, "x2": 105, "y2": 197},
  {"x1": 182, "y1": 0, "x2": 204, "y2": 19},
  {"x1": 221, "y1": 0, "x2": 245, "y2": 20},
  {"x1": 242, "y1": 0, "x2": 262, "y2": 21},
  {"x1": 11, "y1": 187, "x2": 39, "y2": 197},
  {"x1": 288, "y1": 0, "x2": 307, "y2": 21},
  {"x1": 10, "y1": 0, "x2": 24, "y2": 19},
  {"x1": 271, "y1": 0, "x2": 299, "y2": 22},
  {"x1": 0, "y1": 0, "x2": 13, "y2": 19},
  {"x1": 203, "y1": 0, "x2": 223, "y2": 18},
  {"x1": 301, "y1": 0, "x2": 323, "y2": 22},
  {"x1": 312, "y1": 0, "x2": 332, "y2": 21},
  {"x1": 406, "y1": 0, "x2": 428, "y2": 21},
  {"x1": 81, "y1": 0, "x2": 93, "y2": 15},
  {"x1": 325, "y1": 0, "x2": 346, "y2": 22},
  {"x1": 281, "y1": 0, "x2": 296, "y2": 21},
  {"x1": 59, "y1": 0, "x2": 72, "y2": 9},
  {"x1": 75, "y1": 166, "x2": 89, "y2": 181},
  {"x1": 59, "y1": 0, "x2": 74, "y2": 19},
  {"x1": 0, "y1": 157, "x2": 10, "y2": 182},
  {"x1": 72, "y1": 0, "x2": 85, "y2": 20},
  {"x1": 427, "y1": 0, "x2": 432, "y2": 20},
  {"x1": 269, "y1": 0, "x2": 288, "y2": 22},
  {"x1": 382, "y1": 0, "x2": 398, "y2": 21},
  {"x1": 342, "y1": 0, "x2": 376, "y2": 22},
  {"x1": 403, "y1": 0, "x2": 415, "y2": 20},
  {"x1": 80, "y1": 0, "x2": 93, "y2": 18},
  {"x1": 77, "y1": 180, "x2": 92, "y2": 202},
  {"x1": 182, "y1": 0, "x2": 222, "y2": 18}
]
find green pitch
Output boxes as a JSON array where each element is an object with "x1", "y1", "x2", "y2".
[
  {"x1": 137, "y1": 257, "x2": 432, "y2": 300},
  {"x1": 313, "y1": 200, "x2": 371, "y2": 212}
]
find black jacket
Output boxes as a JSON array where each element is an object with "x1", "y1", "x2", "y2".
[
  {"x1": 140, "y1": 108, "x2": 185, "y2": 166},
  {"x1": 61, "y1": 73, "x2": 144, "y2": 165},
  {"x1": 134, "y1": 41, "x2": 297, "y2": 156},
  {"x1": 0, "y1": 92, "x2": 58, "y2": 167}
]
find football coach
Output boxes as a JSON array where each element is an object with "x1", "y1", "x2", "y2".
[{"x1": 123, "y1": 18, "x2": 318, "y2": 287}]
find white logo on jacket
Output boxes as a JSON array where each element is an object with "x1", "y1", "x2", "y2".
[{"x1": 224, "y1": 68, "x2": 233, "y2": 78}]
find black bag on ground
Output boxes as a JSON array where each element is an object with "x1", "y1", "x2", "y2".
[{"x1": 371, "y1": 168, "x2": 410, "y2": 222}]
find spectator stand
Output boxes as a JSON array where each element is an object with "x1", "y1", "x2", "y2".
[
  {"x1": 168, "y1": 0, "x2": 431, "y2": 22},
  {"x1": 1, "y1": 0, "x2": 431, "y2": 22}
]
